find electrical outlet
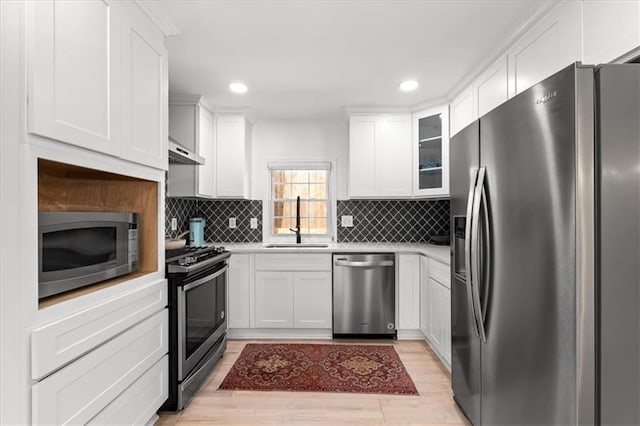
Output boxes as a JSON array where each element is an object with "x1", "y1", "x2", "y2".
[
  {"x1": 341, "y1": 215, "x2": 354, "y2": 227},
  {"x1": 250, "y1": 218, "x2": 258, "y2": 229},
  {"x1": 171, "y1": 218, "x2": 177, "y2": 231},
  {"x1": 229, "y1": 217, "x2": 237, "y2": 229}
]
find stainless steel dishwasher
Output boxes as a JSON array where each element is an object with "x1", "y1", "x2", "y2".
[{"x1": 332, "y1": 253, "x2": 396, "y2": 336}]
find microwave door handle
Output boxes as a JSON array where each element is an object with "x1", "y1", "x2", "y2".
[{"x1": 182, "y1": 265, "x2": 229, "y2": 291}]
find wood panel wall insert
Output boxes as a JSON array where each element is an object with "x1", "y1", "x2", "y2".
[{"x1": 38, "y1": 159, "x2": 159, "y2": 309}]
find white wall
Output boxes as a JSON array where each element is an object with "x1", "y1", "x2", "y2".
[{"x1": 250, "y1": 118, "x2": 349, "y2": 200}]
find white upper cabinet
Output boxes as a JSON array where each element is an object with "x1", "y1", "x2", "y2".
[
  {"x1": 450, "y1": 86, "x2": 475, "y2": 137},
  {"x1": 376, "y1": 116, "x2": 413, "y2": 196},
  {"x1": 28, "y1": 0, "x2": 121, "y2": 156},
  {"x1": 583, "y1": 0, "x2": 640, "y2": 64},
  {"x1": 120, "y1": 3, "x2": 168, "y2": 170},
  {"x1": 412, "y1": 105, "x2": 449, "y2": 197},
  {"x1": 167, "y1": 95, "x2": 216, "y2": 198},
  {"x1": 348, "y1": 114, "x2": 412, "y2": 198},
  {"x1": 348, "y1": 117, "x2": 377, "y2": 196},
  {"x1": 215, "y1": 114, "x2": 251, "y2": 199},
  {"x1": 507, "y1": 1, "x2": 581, "y2": 96},
  {"x1": 474, "y1": 54, "x2": 509, "y2": 118},
  {"x1": 27, "y1": 0, "x2": 168, "y2": 170}
]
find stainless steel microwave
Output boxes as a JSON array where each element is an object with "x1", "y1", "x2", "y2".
[{"x1": 38, "y1": 211, "x2": 139, "y2": 299}]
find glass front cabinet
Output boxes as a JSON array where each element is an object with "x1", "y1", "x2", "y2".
[{"x1": 413, "y1": 105, "x2": 450, "y2": 197}]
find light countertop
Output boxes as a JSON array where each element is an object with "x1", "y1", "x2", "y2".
[{"x1": 210, "y1": 242, "x2": 451, "y2": 264}]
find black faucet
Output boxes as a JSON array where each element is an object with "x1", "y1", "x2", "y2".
[{"x1": 289, "y1": 195, "x2": 301, "y2": 244}]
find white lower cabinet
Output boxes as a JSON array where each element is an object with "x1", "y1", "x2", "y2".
[
  {"x1": 248, "y1": 254, "x2": 332, "y2": 332},
  {"x1": 228, "y1": 254, "x2": 251, "y2": 328},
  {"x1": 293, "y1": 272, "x2": 332, "y2": 329},
  {"x1": 87, "y1": 355, "x2": 168, "y2": 425},
  {"x1": 398, "y1": 254, "x2": 420, "y2": 330},
  {"x1": 254, "y1": 271, "x2": 294, "y2": 328},
  {"x1": 419, "y1": 256, "x2": 430, "y2": 337},
  {"x1": 32, "y1": 309, "x2": 168, "y2": 425},
  {"x1": 254, "y1": 270, "x2": 332, "y2": 329},
  {"x1": 427, "y1": 277, "x2": 451, "y2": 366}
]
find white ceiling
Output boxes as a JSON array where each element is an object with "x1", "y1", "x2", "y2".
[{"x1": 154, "y1": 0, "x2": 543, "y2": 120}]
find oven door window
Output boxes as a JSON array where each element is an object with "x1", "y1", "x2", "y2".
[
  {"x1": 184, "y1": 272, "x2": 226, "y2": 359},
  {"x1": 42, "y1": 227, "x2": 117, "y2": 272}
]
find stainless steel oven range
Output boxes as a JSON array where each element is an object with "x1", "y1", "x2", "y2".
[{"x1": 161, "y1": 245, "x2": 230, "y2": 411}]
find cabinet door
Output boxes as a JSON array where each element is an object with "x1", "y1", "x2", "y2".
[
  {"x1": 419, "y1": 256, "x2": 430, "y2": 337},
  {"x1": 507, "y1": 1, "x2": 581, "y2": 95},
  {"x1": 474, "y1": 54, "x2": 509, "y2": 118},
  {"x1": 398, "y1": 254, "x2": 420, "y2": 329},
  {"x1": 197, "y1": 106, "x2": 215, "y2": 197},
  {"x1": 450, "y1": 85, "x2": 475, "y2": 137},
  {"x1": 215, "y1": 114, "x2": 247, "y2": 198},
  {"x1": 28, "y1": 0, "x2": 121, "y2": 155},
  {"x1": 413, "y1": 107, "x2": 450, "y2": 198},
  {"x1": 293, "y1": 272, "x2": 332, "y2": 328},
  {"x1": 254, "y1": 271, "x2": 293, "y2": 328},
  {"x1": 120, "y1": 5, "x2": 167, "y2": 170},
  {"x1": 428, "y1": 277, "x2": 445, "y2": 355},
  {"x1": 376, "y1": 116, "x2": 412, "y2": 196},
  {"x1": 443, "y1": 285, "x2": 451, "y2": 365},
  {"x1": 583, "y1": 0, "x2": 640, "y2": 64},
  {"x1": 228, "y1": 254, "x2": 251, "y2": 329},
  {"x1": 348, "y1": 117, "x2": 377, "y2": 197}
]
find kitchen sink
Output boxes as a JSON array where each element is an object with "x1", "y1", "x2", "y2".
[{"x1": 263, "y1": 243, "x2": 329, "y2": 248}]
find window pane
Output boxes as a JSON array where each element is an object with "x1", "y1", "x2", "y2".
[
  {"x1": 309, "y1": 170, "x2": 327, "y2": 184},
  {"x1": 308, "y1": 201, "x2": 327, "y2": 217},
  {"x1": 273, "y1": 183, "x2": 291, "y2": 200},
  {"x1": 309, "y1": 218, "x2": 327, "y2": 235},
  {"x1": 273, "y1": 201, "x2": 296, "y2": 217},
  {"x1": 291, "y1": 184, "x2": 309, "y2": 198},
  {"x1": 299, "y1": 218, "x2": 309, "y2": 234},
  {"x1": 309, "y1": 183, "x2": 327, "y2": 199},
  {"x1": 273, "y1": 217, "x2": 294, "y2": 234},
  {"x1": 272, "y1": 170, "x2": 291, "y2": 183},
  {"x1": 291, "y1": 170, "x2": 309, "y2": 183}
]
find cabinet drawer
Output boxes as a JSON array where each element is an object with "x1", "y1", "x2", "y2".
[
  {"x1": 87, "y1": 355, "x2": 168, "y2": 425},
  {"x1": 254, "y1": 254, "x2": 331, "y2": 271},
  {"x1": 32, "y1": 310, "x2": 168, "y2": 425},
  {"x1": 428, "y1": 258, "x2": 450, "y2": 288},
  {"x1": 32, "y1": 279, "x2": 167, "y2": 380}
]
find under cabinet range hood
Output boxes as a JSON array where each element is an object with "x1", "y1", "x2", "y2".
[{"x1": 168, "y1": 137, "x2": 205, "y2": 165}]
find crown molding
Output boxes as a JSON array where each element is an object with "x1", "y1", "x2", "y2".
[{"x1": 134, "y1": 0, "x2": 180, "y2": 36}]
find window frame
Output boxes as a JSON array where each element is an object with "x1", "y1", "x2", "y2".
[{"x1": 262, "y1": 160, "x2": 336, "y2": 244}]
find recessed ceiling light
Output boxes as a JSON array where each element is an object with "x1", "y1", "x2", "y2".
[
  {"x1": 399, "y1": 80, "x2": 418, "y2": 92},
  {"x1": 228, "y1": 82, "x2": 248, "y2": 94}
]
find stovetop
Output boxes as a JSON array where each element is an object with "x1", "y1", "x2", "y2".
[{"x1": 165, "y1": 245, "x2": 226, "y2": 264}]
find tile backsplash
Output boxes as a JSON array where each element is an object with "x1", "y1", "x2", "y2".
[
  {"x1": 166, "y1": 198, "x2": 449, "y2": 244},
  {"x1": 165, "y1": 198, "x2": 262, "y2": 243},
  {"x1": 336, "y1": 199, "x2": 449, "y2": 243}
]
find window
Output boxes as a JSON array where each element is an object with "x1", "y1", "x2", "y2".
[{"x1": 268, "y1": 163, "x2": 331, "y2": 238}]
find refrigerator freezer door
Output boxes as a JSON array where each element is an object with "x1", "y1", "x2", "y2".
[
  {"x1": 479, "y1": 64, "x2": 582, "y2": 425},
  {"x1": 450, "y1": 121, "x2": 481, "y2": 425},
  {"x1": 597, "y1": 64, "x2": 640, "y2": 425}
]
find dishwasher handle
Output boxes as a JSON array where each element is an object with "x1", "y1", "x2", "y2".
[{"x1": 334, "y1": 259, "x2": 394, "y2": 268}]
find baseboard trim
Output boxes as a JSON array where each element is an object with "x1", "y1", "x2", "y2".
[
  {"x1": 396, "y1": 329, "x2": 425, "y2": 340},
  {"x1": 227, "y1": 328, "x2": 333, "y2": 340}
]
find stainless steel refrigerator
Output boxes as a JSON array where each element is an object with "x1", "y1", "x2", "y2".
[{"x1": 450, "y1": 63, "x2": 640, "y2": 425}]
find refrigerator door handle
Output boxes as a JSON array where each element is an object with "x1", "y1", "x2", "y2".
[
  {"x1": 465, "y1": 168, "x2": 480, "y2": 337},
  {"x1": 471, "y1": 166, "x2": 488, "y2": 343},
  {"x1": 480, "y1": 182, "x2": 491, "y2": 323}
]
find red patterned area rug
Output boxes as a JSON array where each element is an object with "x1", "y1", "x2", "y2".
[{"x1": 218, "y1": 343, "x2": 418, "y2": 395}]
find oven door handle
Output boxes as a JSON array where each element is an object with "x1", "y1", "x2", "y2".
[{"x1": 182, "y1": 265, "x2": 229, "y2": 291}]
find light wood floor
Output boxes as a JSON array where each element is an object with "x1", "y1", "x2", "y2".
[{"x1": 156, "y1": 339, "x2": 470, "y2": 425}]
